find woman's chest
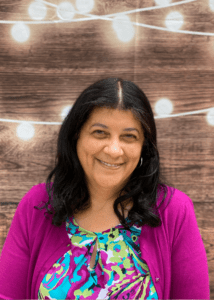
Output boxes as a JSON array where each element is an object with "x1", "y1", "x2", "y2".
[
  {"x1": 73, "y1": 213, "x2": 122, "y2": 232},
  {"x1": 73, "y1": 202, "x2": 132, "y2": 232}
]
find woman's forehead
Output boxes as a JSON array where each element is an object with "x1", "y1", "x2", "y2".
[
  {"x1": 89, "y1": 107, "x2": 140, "y2": 121},
  {"x1": 85, "y1": 107, "x2": 144, "y2": 133}
]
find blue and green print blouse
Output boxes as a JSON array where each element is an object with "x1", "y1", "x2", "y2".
[{"x1": 38, "y1": 215, "x2": 158, "y2": 299}]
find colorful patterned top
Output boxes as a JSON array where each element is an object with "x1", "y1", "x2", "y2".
[{"x1": 38, "y1": 215, "x2": 158, "y2": 299}]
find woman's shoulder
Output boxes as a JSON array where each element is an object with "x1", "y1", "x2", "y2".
[
  {"x1": 19, "y1": 182, "x2": 52, "y2": 208},
  {"x1": 157, "y1": 184, "x2": 195, "y2": 217}
]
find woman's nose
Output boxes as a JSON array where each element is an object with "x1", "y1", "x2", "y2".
[{"x1": 105, "y1": 141, "x2": 123, "y2": 155}]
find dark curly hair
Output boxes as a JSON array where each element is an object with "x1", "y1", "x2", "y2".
[{"x1": 34, "y1": 77, "x2": 175, "y2": 230}]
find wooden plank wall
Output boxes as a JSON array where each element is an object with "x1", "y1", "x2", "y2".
[{"x1": 0, "y1": 0, "x2": 213, "y2": 297}]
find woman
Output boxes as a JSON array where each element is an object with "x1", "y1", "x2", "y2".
[{"x1": 0, "y1": 78, "x2": 210, "y2": 299}]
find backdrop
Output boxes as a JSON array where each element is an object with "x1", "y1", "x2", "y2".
[{"x1": 0, "y1": 0, "x2": 213, "y2": 296}]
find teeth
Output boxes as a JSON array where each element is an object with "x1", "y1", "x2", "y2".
[{"x1": 100, "y1": 160, "x2": 120, "y2": 167}]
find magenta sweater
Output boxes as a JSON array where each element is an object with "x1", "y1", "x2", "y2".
[{"x1": 0, "y1": 183, "x2": 210, "y2": 299}]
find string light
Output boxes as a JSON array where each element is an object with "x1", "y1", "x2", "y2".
[
  {"x1": 112, "y1": 15, "x2": 135, "y2": 42},
  {"x1": 209, "y1": 0, "x2": 214, "y2": 11},
  {"x1": 57, "y1": 2, "x2": 75, "y2": 20},
  {"x1": 155, "y1": 0, "x2": 172, "y2": 6},
  {"x1": 206, "y1": 108, "x2": 214, "y2": 126},
  {"x1": 16, "y1": 122, "x2": 35, "y2": 141},
  {"x1": 11, "y1": 22, "x2": 30, "y2": 43},
  {"x1": 2, "y1": 0, "x2": 214, "y2": 40},
  {"x1": 155, "y1": 99, "x2": 174, "y2": 116},
  {"x1": 0, "y1": 108, "x2": 213, "y2": 124},
  {"x1": 76, "y1": 0, "x2": 94, "y2": 14},
  {"x1": 165, "y1": 11, "x2": 184, "y2": 31},
  {"x1": 103, "y1": 0, "x2": 195, "y2": 16},
  {"x1": 35, "y1": 0, "x2": 56, "y2": 9},
  {"x1": 28, "y1": 1, "x2": 47, "y2": 20},
  {"x1": 1, "y1": 0, "x2": 214, "y2": 143},
  {"x1": 61, "y1": 106, "x2": 73, "y2": 120},
  {"x1": 0, "y1": 106, "x2": 213, "y2": 142},
  {"x1": 0, "y1": 0, "x2": 196, "y2": 23},
  {"x1": 154, "y1": 108, "x2": 214, "y2": 121}
]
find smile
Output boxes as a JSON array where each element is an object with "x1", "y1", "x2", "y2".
[{"x1": 97, "y1": 159, "x2": 123, "y2": 168}]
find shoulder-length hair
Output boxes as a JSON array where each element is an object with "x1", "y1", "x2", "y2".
[{"x1": 34, "y1": 77, "x2": 175, "y2": 229}]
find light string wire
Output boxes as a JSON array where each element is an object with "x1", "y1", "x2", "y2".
[
  {"x1": 0, "y1": 0, "x2": 213, "y2": 125},
  {"x1": 0, "y1": 0, "x2": 196, "y2": 24},
  {"x1": 2, "y1": 0, "x2": 214, "y2": 37},
  {"x1": 0, "y1": 108, "x2": 212, "y2": 125}
]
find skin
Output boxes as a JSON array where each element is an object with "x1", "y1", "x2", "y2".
[
  {"x1": 75, "y1": 107, "x2": 145, "y2": 228},
  {"x1": 73, "y1": 106, "x2": 145, "y2": 267}
]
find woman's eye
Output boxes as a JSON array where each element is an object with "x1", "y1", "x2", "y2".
[
  {"x1": 94, "y1": 130, "x2": 105, "y2": 134},
  {"x1": 93, "y1": 130, "x2": 136, "y2": 139}
]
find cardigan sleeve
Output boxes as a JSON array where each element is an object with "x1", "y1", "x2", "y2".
[
  {"x1": 170, "y1": 192, "x2": 210, "y2": 299},
  {"x1": 0, "y1": 189, "x2": 31, "y2": 299}
]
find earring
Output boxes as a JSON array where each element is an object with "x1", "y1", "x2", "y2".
[{"x1": 138, "y1": 157, "x2": 143, "y2": 168}]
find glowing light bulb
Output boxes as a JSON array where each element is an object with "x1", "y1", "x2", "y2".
[
  {"x1": 57, "y1": 2, "x2": 75, "y2": 20},
  {"x1": 165, "y1": 11, "x2": 184, "y2": 31},
  {"x1": 206, "y1": 107, "x2": 214, "y2": 126},
  {"x1": 16, "y1": 122, "x2": 35, "y2": 141},
  {"x1": 28, "y1": 1, "x2": 47, "y2": 20},
  {"x1": 61, "y1": 105, "x2": 72, "y2": 120},
  {"x1": 112, "y1": 15, "x2": 135, "y2": 42},
  {"x1": 76, "y1": 0, "x2": 94, "y2": 14},
  {"x1": 155, "y1": 98, "x2": 173, "y2": 116},
  {"x1": 11, "y1": 23, "x2": 30, "y2": 43},
  {"x1": 209, "y1": 0, "x2": 214, "y2": 11},
  {"x1": 155, "y1": 0, "x2": 171, "y2": 6}
]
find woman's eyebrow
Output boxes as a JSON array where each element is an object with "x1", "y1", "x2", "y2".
[{"x1": 90, "y1": 123, "x2": 139, "y2": 134}]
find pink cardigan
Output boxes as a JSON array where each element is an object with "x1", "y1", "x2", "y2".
[{"x1": 0, "y1": 183, "x2": 210, "y2": 299}]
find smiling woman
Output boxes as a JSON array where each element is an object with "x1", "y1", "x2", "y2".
[
  {"x1": 39, "y1": 77, "x2": 171, "y2": 230},
  {"x1": 0, "y1": 78, "x2": 210, "y2": 300},
  {"x1": 74, "y1": 106, "x2": 145, "y2": 232}
]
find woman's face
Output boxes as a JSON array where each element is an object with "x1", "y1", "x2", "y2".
[{"x1": 76, "y1": 107, "x2": 145, "y2": 195}]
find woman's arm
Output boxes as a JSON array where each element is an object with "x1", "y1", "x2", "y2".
[
  {"x1": 170, "y1": 195, "x2": 210, "y2": 299},
  {"x1": 0, "y1": 196, "x2": 30, "y2": 299}
]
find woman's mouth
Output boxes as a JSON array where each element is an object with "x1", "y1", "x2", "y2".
[{"x1": 97, "y1": 159, "x2": 124, "y2": 168}]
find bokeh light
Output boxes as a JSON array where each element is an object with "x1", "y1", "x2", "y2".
[
  {"x1": 206, "y1": 107, "x2": 214, "y2": 126},
  {"x1": 28, "y1": 1, "x2": 47, "y2": 20},
  {"x1": 16, "y1": 122, "x2": 35, "y2": 141},
  {"x1": 165, "y1": 11, "x2": 184, "y2": 31},
  {"x1": 61, "y1": 105, "x2": 72, "y2": 120},
  {"x1": 112, "y1": 15, "x2": 135, "y2": 42},
  {"x1": 209, "y1": 0, "x2": 214, "y2": 11},
  {"x1": 154, "y1": 0, "x2": 171, "y2": 6},
  {"x1": 57, "y1": 2, "x2": 75, "y2": 20},
  {"x1": 155, "y1": 98, "x2": 173, "y2": 116},
  {"x1": 76, "y1": 0, "x2": 94, "y2": 14},
  {"x1": 11, "y1": 23, "x2": 30, "y2": 43}
]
